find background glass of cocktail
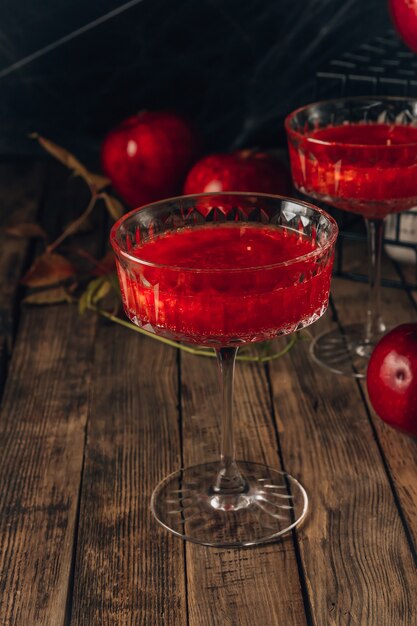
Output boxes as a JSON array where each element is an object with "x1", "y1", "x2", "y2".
[
  {"x1": 286, "y1": 97, "x2": 417, "y2": 378},
  {"x1": 111, "y1": 192, "x2": 338, "y2": 547}
]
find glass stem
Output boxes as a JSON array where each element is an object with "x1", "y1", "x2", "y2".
[
  {"x1": 214, "y1": 347, "x2": 246, "y2": 494},
  {"x1": 364, "y1": 218, "x2": 386, "y2": 344}
]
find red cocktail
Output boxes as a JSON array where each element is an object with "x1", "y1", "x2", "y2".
[
  {"x1": 289, "y1": 122, "x2": 417, "y2": 219},
  {"x1": 286, "y1": 97, "x2": 417, "y2": 377},
  {"x1": 116, "y1": 222, "x2": 333, "y2": 346},
  {"x1": 111, "y1": 193, "x2": 338, "y2": 547}
]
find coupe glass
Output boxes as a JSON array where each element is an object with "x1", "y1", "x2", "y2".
[
  {"x1": 286, "y1": 97, "x2": 417, "y2": 378},
  {"x1": 111, "y1": 192, "x2": 338, "y2": 547}
]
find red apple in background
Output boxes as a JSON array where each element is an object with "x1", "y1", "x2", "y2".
[
  {"x1": 183, "y1": 150, "x2": 291, "y2": 196},
  {"x1": 101, "y1": 111, "x2": 200, "y2": 208},
  {"x1": 389, "y1": 0, "x2": 417, "y2": 54},
  {"x1": 366, "y1": 323, "x2": 417, "y2": 437}
]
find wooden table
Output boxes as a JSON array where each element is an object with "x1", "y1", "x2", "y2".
[{"x1": 1, "y1": 160, "x2": 417, "y2": 626}]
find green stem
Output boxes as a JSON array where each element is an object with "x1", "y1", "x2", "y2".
[
  {"x1": 87, "y1": 303, "x2": 214, "y2": 356},
  {"x1": 240, "y1": 333, "x2": 299, "y2": 363},
  {"x1": 87, "y1": 303, "x2": 301, "y2": 363}
]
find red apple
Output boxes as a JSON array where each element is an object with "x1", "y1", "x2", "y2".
[
  {"x1": 366, "y1": 323, "x2": 417, "y2": 437},
  {"x1": 389, "y1": 0, "x2": 417, "y2": 54},
  {"x1": 183, "y1": 150, "x2": 291, "y2": 196},
  {"x1": 101, "y1": 111, "x2": 201, "y2": 208}
]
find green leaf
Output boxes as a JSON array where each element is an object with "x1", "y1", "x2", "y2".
[
  {"x1": 78, "y1": 276, "x2": 112, "y2": 314},
  {"x1": 92, "y1": 279, "x2": 111, "y2": 303}
]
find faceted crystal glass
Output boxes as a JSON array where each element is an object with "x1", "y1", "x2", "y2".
[
  {"x1": 286, "y1": 97, "x2": 417, "y2": 377},
  {"x1": 111, "y1": 192, "x2": 338, "y2": 547}
]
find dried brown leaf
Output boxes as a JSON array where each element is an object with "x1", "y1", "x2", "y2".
[
  {"x1": 30, "y1": 133, "x2": 110, "y2": 191},
  {"x1": 21, "y1": 252, "x2": 76, "y2": 287},
  {"x1": 4, "y1": 223, "x2": 47, "y2": 238},
  {"x1": 101, "y1": 193, "x2": 125, "y2": 220},
  {"x1": 24, "y1": 286, "x2": 73, "y2": 305}
]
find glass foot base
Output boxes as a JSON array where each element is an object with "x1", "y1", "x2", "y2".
[
  {"x1": 151, "y1": 461, "x2": 308, "y2": 547},
  {"x1": 310, "y1": 323, "x2": 382, "y2": 379}
]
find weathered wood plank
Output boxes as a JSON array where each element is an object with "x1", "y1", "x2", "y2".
[
  {"x1": 0, "y1": 305, "x2": 96, "y2": 626},
  {"x1": 266, "y1": 241, "x2": 417, "y2": 625},
  {"x1": 3, "y1": 153, "x2": 416, "y2": 626},
  {"x1": 181, "y1": 351, "x2": 307, "y2": 626},
  {"x1": 0, "y1": 163, "x2": 100, "y2": 625},
  {"x1": 270, "y1": 335, "x2": 417, "y2": 626},
  {"x1": 0, "y1": 161, "x2": 45, "y2": 397},
  {"x1": 332, "y1": 241, "x2": 417, "y2": 554},
  {"x1": 70, "y1": 329, "x2": 187, "y2": 626}
]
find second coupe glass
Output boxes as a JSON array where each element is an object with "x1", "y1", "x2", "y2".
[{"x1": 286, "y1": 97, "x2": 417, "y2": 378}]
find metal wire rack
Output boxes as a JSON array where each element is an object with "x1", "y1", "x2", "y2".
[{"x1": 315, "y1": 29, "x2": 417, "y2": 290}]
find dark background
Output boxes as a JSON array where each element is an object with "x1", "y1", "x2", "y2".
[{"x1": 0, "y1": 0, "x2": 391, "y2": 161}]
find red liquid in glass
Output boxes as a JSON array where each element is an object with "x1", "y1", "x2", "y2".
[
  {"x1": 288, "y1": 123, "x2": 417, "y2": 218},
  {"x1": 116, "y1": 223, "x2": 334, "y2": 346}
]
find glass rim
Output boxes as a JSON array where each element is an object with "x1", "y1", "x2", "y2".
[
  {"x1": 110, "y1": 192, "x2": 338, "y2": 273},
  {"x1": 285, "y1": 95, "x2": 417, "y2": 149}
]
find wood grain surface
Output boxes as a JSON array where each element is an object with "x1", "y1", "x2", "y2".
[
  {"x1": 0, "y1": 161, "x2": 44, "y2": 374},
  {"x1": 1, "y1": 162, "x2": 417, "y2": 626},
  {"x1": 181, "y1": 351, "x2": 307, "y2": 626},
  {"x1": 70, "y1": 328, "x2": 187, "y2": 626},
  {"x1": 267, "y1": 236, "x2": 417, "y2": 626},
  {"x1": 269, "y1": 329, "x2": 417, "y2": 625},
  {"x1": 332, "y1": 239, "x2": 417, "y2": 559},
  {"x1": 0, "y1": 163, "x2": 98, "y2": 625},
  {"x1": 0, "y1": 306, "x2": 96, "y2": 626}
]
